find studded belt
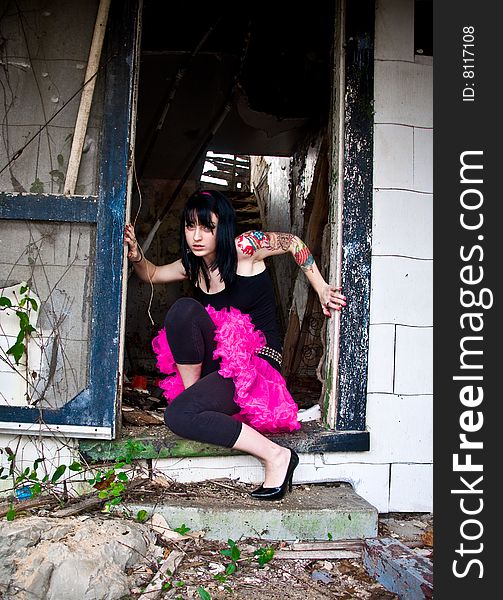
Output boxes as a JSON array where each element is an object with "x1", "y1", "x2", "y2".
[{"x1": 256, "y1": 345, "x2": 283, "y2": 366}]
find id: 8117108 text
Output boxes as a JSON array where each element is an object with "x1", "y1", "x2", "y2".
[{"x1": 462, "y1": 26, "x2": 475, "y2": 102}]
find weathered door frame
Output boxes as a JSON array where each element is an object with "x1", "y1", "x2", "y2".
[
  {"x1": 0, "y1": 0, "x2": 141, "y2": 439},
  {"x1": 324, "y1": 0, "x2": 375, "y2": 442}
]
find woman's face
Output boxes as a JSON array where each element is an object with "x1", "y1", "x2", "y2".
[{"x1": 185, "y1": 212, "x2": 219, "y2": 261}]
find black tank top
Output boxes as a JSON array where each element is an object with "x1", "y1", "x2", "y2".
[{"x1": 193, "y1": 269, "x2": 282, "y2": 352}]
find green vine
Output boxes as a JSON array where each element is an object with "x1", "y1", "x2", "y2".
[
  {"x1": 0, "y1": 282, "x2": 39, "y2": 365},
  {"x1": 0, "y1": 440, "x2": 148, "y2": 520}
]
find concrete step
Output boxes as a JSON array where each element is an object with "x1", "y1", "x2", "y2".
[{"x1": 129, "y1": 483, "x2": 378, "y2": 542}]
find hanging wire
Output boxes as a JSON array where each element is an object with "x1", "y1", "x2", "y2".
[{"x1": 130, "y1": 157, "x2": 155, "y2": 326}]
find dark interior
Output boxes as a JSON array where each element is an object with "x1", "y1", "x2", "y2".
[{"x1": 135, "y1": 1, "x2": 335, "y2": 180}]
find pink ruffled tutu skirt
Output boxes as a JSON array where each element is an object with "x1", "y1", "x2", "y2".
[{"x1": 152, "y1": 305, "x2": 300, "y2": 434}]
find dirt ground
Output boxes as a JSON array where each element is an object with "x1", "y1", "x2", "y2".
[
  {"x1": 122, "y1": 479, "x2": 433, "y2": 600},
  {"x1": 129, "y1": 539, "x2": 401, "y2": 600}
]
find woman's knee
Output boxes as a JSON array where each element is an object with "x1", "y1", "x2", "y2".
[
  {"x1": 164, "y1": 400, "x2": 190, "y2": 437},
  {"x1": 164, "y1": 297, "x2": 203, "y2": 330}
]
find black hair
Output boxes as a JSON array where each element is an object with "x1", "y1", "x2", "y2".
[{"x1": 180, "y1": 189, "x2": 237, "y2": 291}]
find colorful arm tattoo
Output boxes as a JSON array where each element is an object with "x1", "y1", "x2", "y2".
[
  {"x1": 236, "y1": 230, "x2": 269, "y2": 256},
  {"x1": 237, "y1": 231, "x2": 314, "y2": 272},
  {"x1": 291, "y1": 237, "x2": 315, "y2": 272}
]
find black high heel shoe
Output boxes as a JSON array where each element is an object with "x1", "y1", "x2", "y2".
[{"x1": 250, "y1": 449, "x2": 299, "y2": 501}]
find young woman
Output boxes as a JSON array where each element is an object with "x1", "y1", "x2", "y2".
[{"x1": 124, "y1": 189, "x2": 346, "y2": 500}]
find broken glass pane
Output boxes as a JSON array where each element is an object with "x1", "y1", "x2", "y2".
[
  {"x1": 0, "y1": 220, "x2": 95, "y2": 409},
  {"x1": 0, "y1": 0, "x2": 104, "y2": 195}
]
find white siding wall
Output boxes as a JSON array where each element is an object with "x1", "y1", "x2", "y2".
[{"x1": 369, "y1": 0, "x2": 433, "y2": 511}]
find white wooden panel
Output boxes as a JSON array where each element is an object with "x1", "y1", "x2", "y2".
[
  {"x1": 367, "y1": 324, "x2": 395, "y2": 393},
  {"x1": 152, "y1": 453, "x2": 317, "y2": 485},
  {"x1": 0, "y1": 434, "x2": 79, "y2": 494},
  {"x1": 372, "y1": 189, "x2": 433, "y2": 259},
  {"x1": 375, "y1": 0, "x2": 414, "y2": 61},
  {"x1": 374, "y1": 61, "x2": 433, "y2": 128},
  {"x1": 394, "y1": 326, "x2": 433, "y2": 394},
  {"x1": 0, "y1": 370, "x2": 26, "y2": 407},
  {"x1": 370, "y1": 256, "x2": 433, "y2": 326},
  {"x1": 389, "y1": 463, "x2": 433, "y2": 512},
  {"x1": 373, "y1": 124, "x2": 413, "y2": 189},
  {"x1": 366, "y1": 393, "x2": 433, "y2": 463},
  {"x1": 413, "y1": 128, "x2": 433, "y2": 192}
]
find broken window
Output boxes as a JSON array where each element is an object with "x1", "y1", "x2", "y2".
[
  {"x1": 0, "y1": 0, "x2": 137, "y2": 438},
  {"x1": 0, "y1": 0, "x2": 105, "y2": 195},
  {"x1": 0, "y1": 221, "x2": 95, "y2": 408}
]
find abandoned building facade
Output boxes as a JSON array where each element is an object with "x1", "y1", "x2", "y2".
[{"x1": 0, "y1": 0, "x2": 432, "y2": 513}]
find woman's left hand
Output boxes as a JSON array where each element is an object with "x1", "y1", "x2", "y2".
[{"x1": 319, "y1": 285, "x2": 346, "y2": 317}]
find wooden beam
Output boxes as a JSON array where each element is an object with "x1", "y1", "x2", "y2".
[
  {"x1": 275, "y1": 549, "x2": 361, "y2": 559},
  {"x1": 64, "y1": 0, "x2": 112, "y2": 195}
]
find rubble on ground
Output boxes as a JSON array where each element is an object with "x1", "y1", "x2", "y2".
[{"x1": 0, "y1": 477, "x2": 432, "y2": 599}]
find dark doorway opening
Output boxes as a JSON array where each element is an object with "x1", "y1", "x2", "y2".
[{"x1": 123, "y1": 1, "x2": 336, "y2": 425}]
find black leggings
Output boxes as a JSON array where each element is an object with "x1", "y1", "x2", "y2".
[{"x1": 163, "y1": 298, "x2": 243, "y2": 448}]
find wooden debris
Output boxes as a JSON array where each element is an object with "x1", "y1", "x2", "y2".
[
  {"x1": 273, "y1": 539, "x2": 363, "y2": 560},
  {"x1": 209, "y1": 479, "x2": 247, "y2": 493},
  {"x1": 0, "y1": 495, "x2": 60, "y2": 518},
  {"x1": 275, "y1": 549, "x2": 361, "y2": 560},
  {"x1": 363, "y1": 538, "x2": 433, "y2": 599},
  {"x1": 137, "y1": 549, "x2": 184, "y2": 600},
  {"x1": 122, "y1": 406, "x2": 164, "y2": 426},
  {"x1": 52, "y1": 478, "x2": 145, "y2": 518},
  {"x1": 421, "y1": 530, "x2": 433, "y2": 547},
  {"x1": 64, "y1": 0, "x2": 111, "y2": 194},
  {"x1": 150, "y1": 513, "x2": 204, "y2": 543},
  {"x1": 290, "y1": 540, "x2": 363, "y2": 551},
  {"x1": 52, "y1": 495, "x2": 105, "y2": 518},
  {"x1": 151, "y1": 473, "x2": 175, "y2": 487}
]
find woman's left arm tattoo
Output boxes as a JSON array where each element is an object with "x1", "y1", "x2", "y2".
[
  {"x1": 292, "y1": 237, "x2": 315, "y2": 272},
  {"x1": 237, "y1": 231, "x2": 314, "y2": 271},
  {"x1": 266, "y1": 232, "x2": 315, "y2": 272}
]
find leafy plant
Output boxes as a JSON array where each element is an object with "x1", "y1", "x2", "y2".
[
  {"x1": 29, "y1": 178, "x2": 44, "y2": 194},
  {"x1": 0, "y1": 283, "x2": 39, "y2": 365},
  {"x1": 49, "y1": 153, "x2": 66, "y2": 193},
  {"x1": 219, "y1": 538, "x2": 241, "y2": 576},
  {"x1": 197, "y1": 587, "x2": 212, "y2": 600},
  {"x1": 173, "y1": 523, "x2": 190, "y2": 535},
  {"x1": 121, "y1": 439, "x2": 147, "y2": 463},
  {"x1": 88, "y1": 466, "x2": 129, "y2": 511},
  {"x1": 2, "y1": 440, "x2": 147, "y2": 520},
  {"x1": 220, "y1": 538, "x2": 240, "y2": 561},
  {"x1": 136, "y1": 509, "x2": 149, "y2": 523},
  {"x1": 254, "y1": 546, "x2": 275, "y2": 567},
  {"x1": 84, "y1": 441, "x2": 147, "y2": 511}
]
